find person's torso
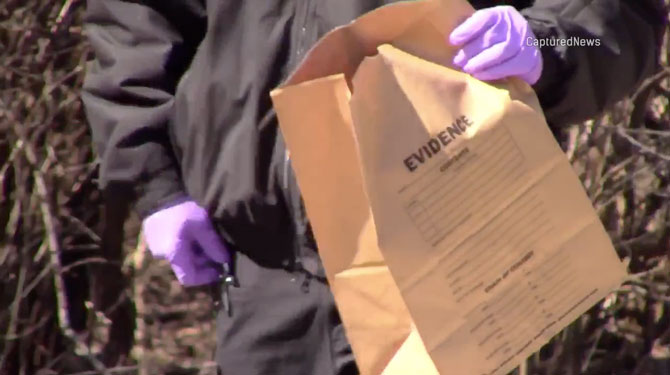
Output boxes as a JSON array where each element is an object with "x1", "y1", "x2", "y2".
[{"x1": 168, "y1": 0, "x2": 529, "y2": 270}]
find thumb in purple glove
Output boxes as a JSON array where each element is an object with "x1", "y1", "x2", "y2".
[
  {"x1": 449, "y1": 5, "x2": 542, "y2": 85},
  {"x1": 142, "y1": 199, "x2": 230, "y2": 286}
]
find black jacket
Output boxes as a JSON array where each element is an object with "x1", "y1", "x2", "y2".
[{"x1": 81, "y1": 0, "x2": 666, "y2": 270}]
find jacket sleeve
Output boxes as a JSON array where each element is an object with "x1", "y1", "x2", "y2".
[
  {"x1": 521, "y1": 0, "x2": 667, "y2": 128},
  {"x1": 81, "y1": 0, "x2": 206, "y2": 218}
]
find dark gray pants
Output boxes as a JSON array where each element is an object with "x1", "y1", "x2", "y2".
[{"x1": 214, "y1": 251, "x2": 358, "y2": 375}]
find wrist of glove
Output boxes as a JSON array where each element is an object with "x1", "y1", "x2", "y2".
[
  {"x1": 142, "y1": 199, "x2": 230, "y2": 286},
  {"x1": 449, "y1": 5, "x2": 543, "y2": 85}
]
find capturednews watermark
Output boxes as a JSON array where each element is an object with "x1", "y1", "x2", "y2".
[{"x1": 526, "y1": 36, "x2": 601, "y2": 48}]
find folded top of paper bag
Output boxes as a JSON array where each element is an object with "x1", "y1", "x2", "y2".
[{"x1": 282, "y1": 0, "x2": 475, "y2": 89}]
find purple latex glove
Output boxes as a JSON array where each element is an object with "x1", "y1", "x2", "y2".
[
  {"x1": 142, "y1": 200, "x2": 230, "y2": 286},
  {"x1": 449, "y1": 6, "x2": 542, "y2": 85}
]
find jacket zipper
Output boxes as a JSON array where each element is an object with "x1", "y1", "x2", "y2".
[
  {"x1": 289, "y1": 0, "x2": 313, "y2": 292},
  {"x1": 283, "y1": 150, "x2": 290, "y2": 189},
  {"x1": 284, "y1": 0, "x2": 310, "y2": 177},
  {"x1": 283, "y1": 0, "x2": 312, "y2": 189}
]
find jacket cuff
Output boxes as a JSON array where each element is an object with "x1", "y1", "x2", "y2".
[
  {"x1": 525, "y1": 17, "x2": 577, "y2": 133},
  {"x1": 134, "y1": 166, "x2": 188, "y2": 220}
]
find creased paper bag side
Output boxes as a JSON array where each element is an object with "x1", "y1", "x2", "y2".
[
  {"x1": 271, "y1": 1, "x2": 477, "y2": 373},
  {"x1": 271, "y1": 75, "x2": 434, "y2": 375},
  {"x1": 348, "y1": 43, "x2": 627, "y2": 375},
  {"x1": 282, "y1": 0, "x2": 475, "y2": 89}
]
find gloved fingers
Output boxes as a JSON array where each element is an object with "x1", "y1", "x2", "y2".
[
  {"x1": 168, "y1": 250, "x2": 196, "y2": 285},
  {"x1": 449, "y1": 6, "x2": 509, "y2": 46},
  {"x1": 140, "y1": 199, "x2": 228, "y2": 286},
  {"x1": 171, "y1": 264, "x2": 190, "y2": 285},
  {"x1": 455, "y1": 8, "x2": 533, "y2": 74},
  {"x1": 169, "y1": 245, "x2": 221, "y2": 286},
  {"x1": 191, "y1": 248, "x2": 220, "y2": 267},
  {"x1": 192, "y1": 223, "x2": 231, "y2": 265},
  {"x1": 172, "y1": 262, "x2": 221, "y2": 286},
  {"x1": 142, "y1": 201, "x2": 203, "y2": 259},
  {"x1": 452, "y1": 27, "x2": 507, "y2": 68},
  {"x1": 458, "y1": 37, "x2": 520, "y2": 73},
  {"x1": 518, "y1": 50, "x2": 543, "y2": 85},
  {"x1": 470, "y1": 46, "x2": 542, "y2": 84},
  {"x1": 142, "y1": 220, "x2": 180, "y2": 260}
]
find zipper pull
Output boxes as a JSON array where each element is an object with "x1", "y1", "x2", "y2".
[
  {"x1": 301, "y1": 273, "x2": 312, "y2": 294},
  {"x1": 222, "y1": 262, "x2": 237, "y2": 317}
]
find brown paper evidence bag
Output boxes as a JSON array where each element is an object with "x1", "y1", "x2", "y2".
[{"x1": 270, "y1": 1, "x2": 628, "y2": 374}]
